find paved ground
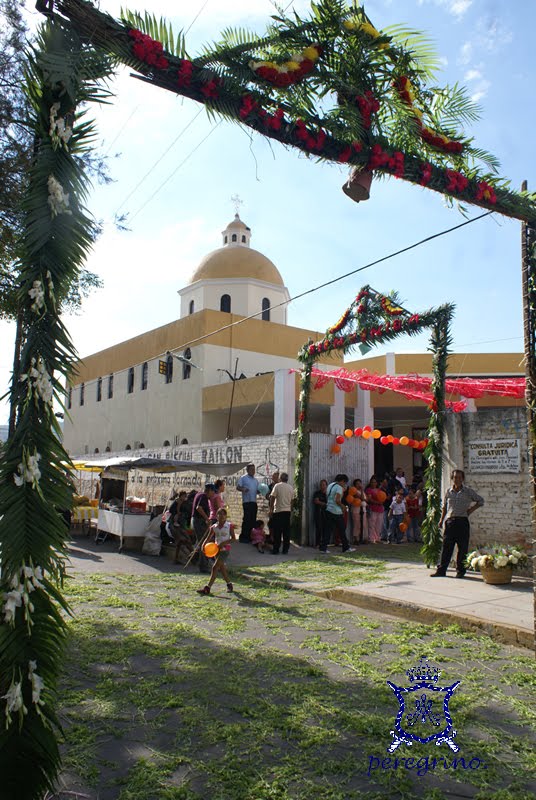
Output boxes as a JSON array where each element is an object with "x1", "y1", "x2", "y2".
[{"x1": 67, "y1": 532, "x2": 534, "y2": 649}]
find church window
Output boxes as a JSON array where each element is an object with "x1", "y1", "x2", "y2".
[
  {"x1": 67, "y1": 388, "x2": 72, "y2": 409},
  {"x1": 108, "y1": 374, "x2": 114, "y2": 399},
  {"x1": 189, "y1": 299, "x2": 195, "y2": 315},
  {"x1": 105, "y1": 446, "x2": 111, "y2": 452},
  {"x1": 94, "y1": 447, "x2": 99, "y2": 454},
  {"x1": 232, "y1": 233, "x2": 237, "y2": 242},
  {"x1": 163, "y1": 440, "x2": 170, "y2": 447},
  {"x1": 97, "y1": 377, "x2": 102, "y2": 402},
  {"x1": 262, "y1": 297, "x2": 271, "y2": 321},
  {"x1": 183, "y1": 348, "x2": 192, "y2": 380},
  {"x1": 181, "y1": 438, "x2": 188, "y2": 444},
  {"x1": 241, "y1": 235, "x2": 246, "y2": 242},
  {"x1": 125, "y1": 444, "x2": 131, "y2": 450},
  {"x1": 80, "y1": 383, "x2": 85, "y2": 406},
  {"x1": 141, "y1": 362, "x2": 148, "y2": 390},
  {"x1": 224, "y1": 235, "x2": 228, "y2": 244},
  {"x1": 127, "y1": 367, "x2": 135, "y2": 394},
  {"x1": 139, "y1": 443, "x2": 145, "y2": 449},
  {"x1": 220, "y1": 294, "x2": 231, "y2": 313},
  {"x1": 166, "y1": 354, "x2": 173, "y2": 384}
]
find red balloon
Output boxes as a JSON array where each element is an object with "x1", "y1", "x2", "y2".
[
  {"x1": 336, "y1": 435, "x2": 345, "y2": 445},
  {"x1": 408, "y1": 439, "x2": 416, "y2": 448},
  {"x1": 354, "y1": 427, "x2": 363, "y2": 437},
  {"x1": 392, "y1": 437, "x2": 400, "y2": 446},
  {"x1": 380, "y1": 436, "x2": 389, "y2": 445},
  {"x1": 363, "y1": 425, "x2": 372, "y2": 433}
]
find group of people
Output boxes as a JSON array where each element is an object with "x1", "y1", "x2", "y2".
[
  {"x1": 161, "y1": 463, "x2": 297, "y2": 595},
  {"x1": 313, "y1": 468, "x2": 426, "y2": 550},
  {"x1": 236, "y1": 464, "x2": 295, "y2": 555}
]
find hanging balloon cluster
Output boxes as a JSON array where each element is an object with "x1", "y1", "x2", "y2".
[{"x1": 330, "y1": 426, "x2": 428, "y2": 454}]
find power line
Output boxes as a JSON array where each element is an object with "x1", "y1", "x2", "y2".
[
  {"x1": 114, "y1": 108, "x2": 204, "y2": 215},
  {"x1": 71, "y1": 210, "x2": 496, "y2": 390},
  {"x1": 104, "y1": 106, "x2": 139, "y2": 155},
  {"x1": 129, "y1": 120, "x2": 223, "y2": 222},
  {"x1": 173, "y1": 210, "x2": 495, "y2": 352},
  {"x1": 184, "y1": 0, "x2": 210, "y2": 35}
]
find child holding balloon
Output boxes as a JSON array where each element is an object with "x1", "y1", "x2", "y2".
[
  {"x1": 388, "y1": 489, "x2": 407, "y2": 544},
  {"x1": 196, "y1": 508, "x2": 236, "y2": 595}
]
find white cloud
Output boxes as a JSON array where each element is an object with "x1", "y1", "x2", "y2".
[
  {"x1": 419, "y1": 0, "x2": 473, "y2": 19},
  {"x1": 458, "y1": 41, "x2": 473, "y2": 65},
  {"x1": 476, "y1": 15, "x2": 513, "y2": 53},
  {"x1": 464, "y1": 68, "x2": 482, "y2": 82},
  {"x1": 462, "y1": 63, "x2": 490, "y2": 103}
]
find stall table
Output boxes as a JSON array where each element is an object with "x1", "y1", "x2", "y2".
[
  {"x1": 97, "y1": 509, "x2": 151, "y2": 550},
  {"x1": 72, "y1": 506, "x2": 99, "y2": 535}
]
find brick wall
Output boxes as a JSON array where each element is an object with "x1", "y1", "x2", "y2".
[{"x1": 445, "y1": 408, "x2": 533, "y2": 556}]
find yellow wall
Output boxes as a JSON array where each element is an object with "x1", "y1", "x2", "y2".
[{"x1": 71, "y1": 310, "x2": 342, "y2": 386}]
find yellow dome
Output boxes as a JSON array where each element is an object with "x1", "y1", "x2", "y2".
[{"x1": 189, "y1": 246, "x2": 284, "y2": 286}]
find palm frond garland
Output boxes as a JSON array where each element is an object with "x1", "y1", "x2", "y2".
[
  {"x1": 293, "y1": 287, "x2": 453, "y2": 558},
  {"x1": 49, "y1": 0, "x2": 536, "y2": 222},
  {"x1": 0, "y1": 20, "x2": 114, "y2": 800}
]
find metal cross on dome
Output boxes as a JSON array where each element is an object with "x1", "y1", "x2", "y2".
[{"x1": 231, "y1": 194, "x2": 243, "y2": 215}]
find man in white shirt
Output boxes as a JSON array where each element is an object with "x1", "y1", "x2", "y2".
[{"x1": 269, "y1": 473, "x2": 295, "y2": 555}]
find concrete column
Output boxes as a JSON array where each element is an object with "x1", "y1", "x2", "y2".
[
  {"x1": 274, "y1": 369, "x2": 296, "y2": 434},
  {"x1": 460, "y1": 396, "x2": 477, "y2": 413},
  {"x1": 329, "y1": 386, "x2": 345, "y2": 433},
  {"x1": 385, "y1": 351, "x2": 396, "y2": 375},
  {"x1": 354, "y1": 387, "x2": 375, "y2": 479}
]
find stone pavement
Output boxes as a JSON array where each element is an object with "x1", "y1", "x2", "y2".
[{"x1": 66, "y1": 533, "x2": 534, "y2": 650}]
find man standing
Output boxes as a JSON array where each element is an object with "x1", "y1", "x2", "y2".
[
  {"x1": 269, "y1": 472, "x2": 295, "y2": 555},
  {"x1": 236, "y1": 463, "x2": 259, "y2": 543},
  {"x1": 431, "y1": 469, "x2": 484, "y2": 578},
  {"x1": 321, "y1": 474, "x2": 355, "y2": 554}
]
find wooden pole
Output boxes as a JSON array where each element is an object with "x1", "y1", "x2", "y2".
[
  {"x1": 225, "y1": 357, "x2": 239, "y2": 440},
  {"x1": 520, "y1": 180, "x2": 536, "y2": 652}
]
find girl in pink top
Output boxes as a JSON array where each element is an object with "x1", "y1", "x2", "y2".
[{"x1": 250, "y1": 520, "x2": 266, "y2": 553}]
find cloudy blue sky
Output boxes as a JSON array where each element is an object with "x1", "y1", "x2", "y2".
[{"x1": 1, "y1": 0, "x2": 534, "y2": 422}]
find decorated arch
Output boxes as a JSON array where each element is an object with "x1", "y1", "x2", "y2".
[
  {"x1": 1, "y1": 1, "x2": 535, "y2": 796},
  {"x1": 293, "y1": 286, "x2": 454, "y2": 563}
]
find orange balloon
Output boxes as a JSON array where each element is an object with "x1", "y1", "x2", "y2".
[
  {"x1": 344, "y1": 428, "x2": 353, "y2": 438},
  {"x1": 387, "y1": 435, "x2": 394, "y2": 443},
  {"x1": 362, "y1": 430, "x2": 371, "y2": 439},
  {"x1": 399, "y1": 522, "x2": 408, "y2": 533},
  {"x1": 203, "y1": 542, "x2": 219, "y2": 558},
  {"x1": 400, "y1": 436, "x2": 409, "y2": 446},
  {"x1": 347, "y1": 486, "x2": 357, "y2": 497},
  {"x1": 372, "y1": 429, "x2": 381, "y2": 439},
  {"x1": 375, "y1": 490, "x2": 387, "y2": 504},
  {"x1": 352, "y1": 497, "x2": 362, "y2": 507},
  {"x1": 331, "y1": 444, "x2": 341, "y2": 454}
]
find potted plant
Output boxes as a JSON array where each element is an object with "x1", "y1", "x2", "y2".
[{"x1": 466, "y1": 544, "x2": 530, "y2": 585}]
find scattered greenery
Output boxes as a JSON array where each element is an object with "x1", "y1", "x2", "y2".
[{"x1": 50, "y1": 569, "x2": 536, "y2": 800}]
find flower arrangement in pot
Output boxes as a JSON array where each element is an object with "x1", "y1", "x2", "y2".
[{"x1": 466, "y1": 544, "x2": 530, "y2": 584}]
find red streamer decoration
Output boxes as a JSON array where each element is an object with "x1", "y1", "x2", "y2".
[{"x1": 300, "y1": 368, "x2": 525, "y2": 412}]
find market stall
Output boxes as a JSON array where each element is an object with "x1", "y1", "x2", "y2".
[{"x1": 83, "y1": 456, "x2": 250, "y2": 551}]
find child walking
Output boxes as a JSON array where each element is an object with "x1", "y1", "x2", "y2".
[
  {"x1": 250, "y1": 519, "x2": 266, "y2": 553},
  {"x1": 197, "y1": 508, "x2": 236, "y2": 595},
  {"x1": 388, "y1": 489, "x2": 407, "y2": 544}
]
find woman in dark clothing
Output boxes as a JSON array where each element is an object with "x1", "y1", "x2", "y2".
[{"x1": 312, "y1": 479, "x2": 328, "y2": 547}]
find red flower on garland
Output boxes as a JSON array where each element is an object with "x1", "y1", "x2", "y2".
[
  {"x1": 129, "y1": 29, "x2": 169, "y2": 70},
  {"x1": 388, "y1": 151, "x2": 405, "y2": 178},
  {"x1": 420, "y1": 162, "x2": 433, "y2": 186},
  {"x1": 407, "y1": 314, "x2": 420, "y2": 325},
  {"x1": 308, "y1": 344, "x2": 316, "y2": 355},
  {"x1": 177, "y1": 59, "x2": 194, "y2": 87},
  {"x1": 445, "y1": 169, "x2": 469, "y2": 194},
  {"x1": 475, "y1": 180, "x2": 497, "y2": 205},
  {"x1": 367, "y1": 143, "x2": 390, "y2": 170},
  {"x1": 355, "y1": 90, "x2": 380, "y2": 129},
  {"x1": 298, "y1": 411, "x2": 305, "y2": 423},
  {"x1": 239, "y1": 93, "x2": 258, "y2": 119},
  {"x1": 393, "y1": 319, "x2": 402, "y2": 332},
  {"x1": 201, "y1": 78, "x2": 220, "y2": 99}
]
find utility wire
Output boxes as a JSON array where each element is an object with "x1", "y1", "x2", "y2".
[
  {"x1": 71, "y1": 210, "x2": 495, "y2": 390},
  {"x1": 129, "y1": 120, "x2": 223, "y2": 222},
  {"x1": 174, "y1": 210, "x2": 495, "y2": 352},
  {"x1": 114, "y1": 108, "x2": 204, "y2": 215},
  {"x1": 184, "y1": 0, "x2": 210, "y2": 35}
]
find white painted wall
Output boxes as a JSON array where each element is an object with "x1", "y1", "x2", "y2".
[{"x1": 179, "y1": 277, "x2": 288, "y2": 323}]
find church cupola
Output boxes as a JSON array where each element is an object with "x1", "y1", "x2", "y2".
[{"x1": 222, "y1": 214, "x2": 251, "y2": 248}]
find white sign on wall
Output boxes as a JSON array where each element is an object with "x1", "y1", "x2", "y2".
[{"x1": 468, "y1": 439, "x2": 521, "y2": 473}]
